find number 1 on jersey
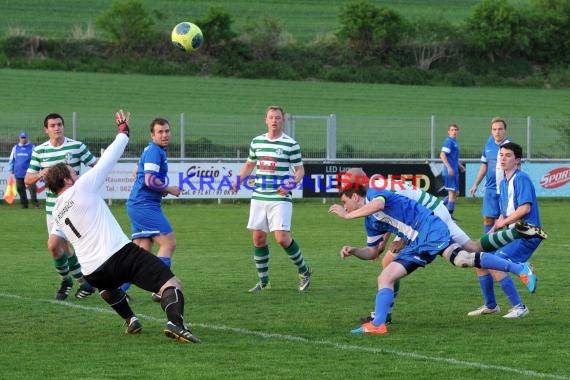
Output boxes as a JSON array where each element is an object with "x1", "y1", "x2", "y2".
[{"x1": 65, "y1": 217, "x2": 82, "y2": 238}]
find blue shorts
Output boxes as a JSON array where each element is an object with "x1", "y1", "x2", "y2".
[
  {"x1": 493, "y1": 237, "x2": 541, "y2": 263},
  {"x1": 442, "y1": 172, "x2": 459, "y2": 192},
  {"x1": 395, "y1": 218, "x2": 451, "y2": 267},
  {"x1": 127, "y1": 203, "x2": 173, "y2": 240},
  {"x1": 482, "y1": 189, "x2": 500, "y2": 218}
]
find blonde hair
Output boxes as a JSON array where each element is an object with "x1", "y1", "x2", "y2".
[
  {"x1": 490, "y1": 117, "x2": 507, "y2": 129},
  {"x1": 266, "y1": 105, "x2": 285, "y2": 116}
]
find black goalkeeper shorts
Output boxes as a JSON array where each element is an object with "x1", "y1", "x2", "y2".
[{"x1": 85, "y1": 242, "x2": 175, "y2": 293}]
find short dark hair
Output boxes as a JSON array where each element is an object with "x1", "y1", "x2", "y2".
[
  {"x1": 338, "y1": 184, "x2": 366, "y2": 199},
  {"x1": 500, "y1": 141, "x2": 523, "y2": 159},
  {"x1": 44, "y1": 113, "x2": 65, "y2": 128},
  {"x1": 44, "y1": 163, "x2": 72, "y2": 194},
  {"x1": 150, "y1": 118, "x2": 170, "y2": 133}
]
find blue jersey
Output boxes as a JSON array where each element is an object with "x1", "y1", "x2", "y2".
[
  {"x1": 480, "y1": 135, "x2": 510, "y2": 193},
  {"x1": 494, "y1": 169, "x2": 542, "y2": 262},
  {"x1": 499, "y1": 169, "x2": 541, "y2": 227},
  {"x1": 441, "y1": 136, "x2": 460, "y2": 176},
  {"x1": 363, "y1": 189, "x2": 451, "y2": 267},
  {"x1": 127, "y1": 142, "x2": 168, "y2": 206},
  {"x1": 8, "y1": 142, "x2": 35, "y2": 178},
  {"x1": 364, "y1": 188, "x2": 435, "y2": 246}
]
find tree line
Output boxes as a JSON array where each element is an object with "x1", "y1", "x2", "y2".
[{"x1": 1, "y1": 0, "x2": 569, "y2": 88}]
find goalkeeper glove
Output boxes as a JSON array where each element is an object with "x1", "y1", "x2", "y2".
[{"x1": 115, "y1": 109, "x2": 130, "y2": 137}]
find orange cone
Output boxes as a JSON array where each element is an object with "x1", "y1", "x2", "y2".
[{"x1": 3, "y1": 173, "x2": 18, "y2": 205}]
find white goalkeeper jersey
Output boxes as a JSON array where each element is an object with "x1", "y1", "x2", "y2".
[{"x1": 51, "y1": 133, "x2": 131, "y2": 275}]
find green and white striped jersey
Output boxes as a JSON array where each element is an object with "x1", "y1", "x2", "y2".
[
  {"x1": 27, "y1": 137, "x2": 96, "y2": 215},
  {"x1": 247, "y1": 132, "x2": 303, "y2": 202}
]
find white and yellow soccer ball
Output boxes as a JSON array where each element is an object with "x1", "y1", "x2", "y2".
[{"x1": 171, "y1": 22, "x2": 203, "y2": 53}]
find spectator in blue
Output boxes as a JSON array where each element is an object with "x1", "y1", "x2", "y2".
[
  {"x1": 439, "y1": 123, "x2": 465, "y2": 217},
  {"x1": 8, "y1": 131, "x2": 39, "y2": 209}
]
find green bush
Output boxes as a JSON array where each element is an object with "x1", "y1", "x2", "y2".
[
  {"x1": 337, "y1": 1, "x2": 404, "y2": 59},
  {"x1": 197, "y1": 6, "x2": 238, "y2": 58},
  {"x1": 95, "y1": 0, "x2": 161, "y2": 50},
  {"x1": 445, "y1": 69, "x2": 477, "y2": 87}
]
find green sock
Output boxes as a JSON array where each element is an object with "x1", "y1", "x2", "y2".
[
  {"x1": 285, "y1": 240, "x2": 308, "y2": 274},
  {"x1": 253, "y1": 246, "x2": 270, "y2": 285},
  {"x1": 54, "y1": 254, "x2": 69, "y2": 279},
  {"x1": 479, "y1": 229, "x2": 517, "y2": 251},
  {"x1": 67, "y1": 252, "x2": 86, "y2": 285}
]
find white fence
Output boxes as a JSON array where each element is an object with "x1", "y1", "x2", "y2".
[{"x1": 1, "y1": 113, "x2": 569, "y2": 161}]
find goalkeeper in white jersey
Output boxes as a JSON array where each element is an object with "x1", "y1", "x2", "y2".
[{"x1": 43, "y1": 110, "x2": 199, "y2": 343}]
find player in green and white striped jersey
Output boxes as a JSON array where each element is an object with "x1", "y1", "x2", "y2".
[
  {"x1": 25, "y1": 113, "x2": 97, "y2": 300},
  {"x1": 233, "y1": 106, "x2": 312, "y2": 292}
]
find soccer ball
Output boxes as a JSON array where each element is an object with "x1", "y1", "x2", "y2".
[{"x1": 171, "y1": 22, "x2": 203, "y2": 52}]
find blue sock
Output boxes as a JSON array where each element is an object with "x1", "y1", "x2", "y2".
[
  {"x1": 484, "y1": 223, "x2": 493, "y2": 233},
  {"x1": 121, "y1": 282, "x2": 131, "y2": 292},
  {"x1": 499, "y1": 276, "x2": 522, "y2": 307},
  {"x1": 443, "y1": 196, "x2": 449, "y2": 205},
  {"x1": 159, "y1": 256, "x2": 172, "y2": 267},
  {"x1": 480, "y1": 253, "x2": 521, "y2": 274},
  {"x1": 371, "y1": 288, "x2": 394, "y2": 326},
  {"x1": 447, "y1": 201, "x2": 455, "y2": 213},
  {"x1": 478, "y1": 274, "x2": 496, "y2": 308}
]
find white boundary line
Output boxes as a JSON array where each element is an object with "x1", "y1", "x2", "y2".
[{"x1": 1, "y1": 293, "x2": 568, "y2": 380}]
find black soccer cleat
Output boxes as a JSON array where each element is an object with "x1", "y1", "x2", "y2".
[
  {"x1": 515, "y1": 220, "x2": 548, "y2": 240},
  {"x1": 55, "y1": 277, "x2": 73, "y2": 301},
  {"x1": 125, "y1": 316, "x2": 142, "y2": 334},
  {"x1": 75, "y1": 282, "x2": 96, "y2": 299},
  {"x1": 164, "y1": 322, "x2": 201, "y2": 344}
]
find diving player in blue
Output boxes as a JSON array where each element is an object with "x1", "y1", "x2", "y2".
[{"x1": 329, "y1": 183, "x2": 537, "y2": 335}]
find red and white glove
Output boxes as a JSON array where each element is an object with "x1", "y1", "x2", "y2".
[{"x1": 115, "y1": 109, "x2": 130, "y2": 137}]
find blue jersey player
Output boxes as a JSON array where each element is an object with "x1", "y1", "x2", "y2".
[
  {"x1": 469, "y1": 117, "x2": 510, "y2": 232},
  {"x1": 439, "y1": 123, "x2": 465, "y2": 217},
  {"x1": 467, "y1": 142, "x2": 544, "y2": 319},
  {"x1": 329, "y1": 184, "x2": 537, "y2": 335},
  {"x1": 123, "y1": 118, "x2": 181, "y2": 301}
]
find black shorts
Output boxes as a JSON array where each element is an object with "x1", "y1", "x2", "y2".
[{"x1": 84, "y1": 242, "x2": 175, "y2": 293}]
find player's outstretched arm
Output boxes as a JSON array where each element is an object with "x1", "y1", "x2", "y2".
[{"x1": 77, "y1": 110, "x2": 130, "y2": 192}]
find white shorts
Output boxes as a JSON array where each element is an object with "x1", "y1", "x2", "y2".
[
  {"x1": 433, "y1": 204, "x2": 470, "y2": 246},
  {"x1": 47, "y1": 214, "x2": 67, "y2": 239},
  {"x1": 247, "y1": 199, "x2": 292, "y2": 233}
]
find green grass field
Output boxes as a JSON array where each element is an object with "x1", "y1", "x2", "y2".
[
  {"x1": 0, "y1": 198, "x2": 569, "y2": 379},
  {"x1": 0, "y1": 0, "x2": 485, "y2": 42}
]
